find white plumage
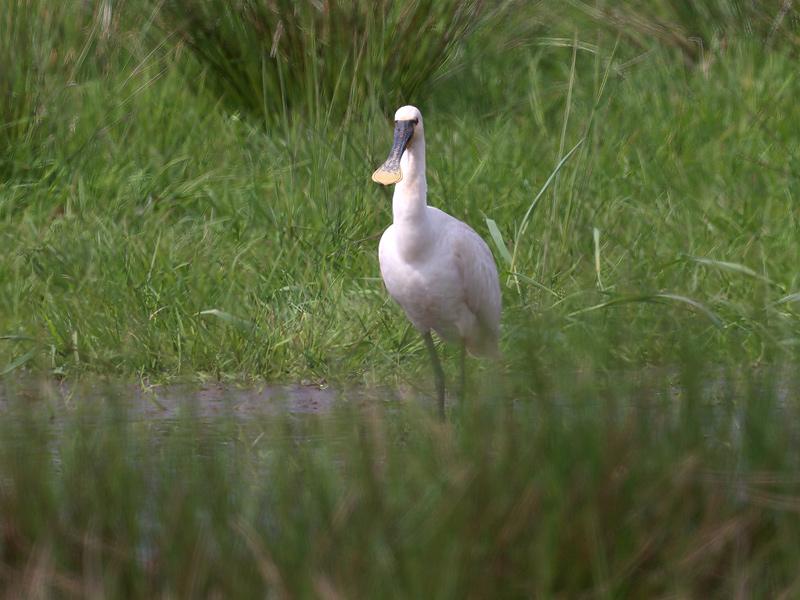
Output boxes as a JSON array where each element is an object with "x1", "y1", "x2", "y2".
[{"x1": 372, "y1": 105, "x2": 501, "y2": 414}]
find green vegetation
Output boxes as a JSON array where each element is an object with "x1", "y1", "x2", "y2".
[
  {"x1": 567, "y1": 0, "x2": 800, "y2": 64},
  {"x1": 160, "y1": 0, "x2": 481, "y2": 124},
  {"x1": 0, "y1": 0, "x2": 117, "y2": 175},
  {"x1": 1, "y1": 367, "x2": 799, "y2": 597},
  {"x1": 1, "y1": 0, "x2": 799, "y2": 595},
  {"x1": 1, "y1": 0, "x2": 797, "y2": 382}
]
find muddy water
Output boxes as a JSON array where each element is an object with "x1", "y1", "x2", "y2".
[
  {"x1": 1, "y1": 368, "x2": 796, "y2": 424},
  {"x1": 126, "y1": 382, "x2": 341, "y2": 417},
  {"x1": 0, "y1": 379, "x2": 420, "y2": 422}
]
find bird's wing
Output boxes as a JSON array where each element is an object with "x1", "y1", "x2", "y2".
[{"x1": 451, "y1": 221, "x2": 502, "y2": 337}]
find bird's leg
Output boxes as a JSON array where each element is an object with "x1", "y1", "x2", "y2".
[
  {"x1": 423, "y1": 331, "x2": 446, "y2": 419},
  {"x1": 459, "y1": 343, "x2": 467, "y2": 402}
]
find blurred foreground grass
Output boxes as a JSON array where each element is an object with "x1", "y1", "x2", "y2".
[{"x1": 1, "y1": 362, "x2": 799, "y2": 597}]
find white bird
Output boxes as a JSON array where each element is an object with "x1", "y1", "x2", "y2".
[{"x1": 372, "y1": 105, "x2": 501, "y2": 417}]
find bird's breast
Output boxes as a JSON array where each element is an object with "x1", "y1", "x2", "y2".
[{"x1": 379, "y1": 227, "x2": 466, "y2": 334}]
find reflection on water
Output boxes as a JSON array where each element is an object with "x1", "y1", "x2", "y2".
[{"x1": 0, "y1": 380, "x2": 340, "y2": 419}]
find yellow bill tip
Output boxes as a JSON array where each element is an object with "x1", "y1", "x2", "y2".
[{"x1": 372, "y1": 167, "x2": 402, "y2": 186}]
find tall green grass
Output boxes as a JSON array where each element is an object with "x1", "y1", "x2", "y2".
[
  {"x1": 0, "y1": 0, "x2": 124, "y2": 174},
  {"x1": 569, "y1": 0, "x2": 800, "y2": 63},
  {"x1": 5, "y1": 44, "x2": 799, "y2": 382},
  {"x1": 159, "y1": 0, "x2": 483, "y2": 125},
  {"x1": 0, "y1": 1, "x2": 799, "y2": 384}
]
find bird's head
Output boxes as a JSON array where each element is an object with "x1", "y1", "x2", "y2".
[{"x1": 371, "y1": 105, "x2": 423, "y2": 186}]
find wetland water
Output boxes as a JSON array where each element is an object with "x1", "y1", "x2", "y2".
[
  {"x1": 0, "y1": 380, "x2": 348, "y2": 420},
  {"x1": 1, "y1": 368, "x2": 796, "y2": 426}
]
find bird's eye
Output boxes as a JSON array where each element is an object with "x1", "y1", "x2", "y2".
[{"x1": 413, "y1": 118, "x2": 419, "y2": 125}]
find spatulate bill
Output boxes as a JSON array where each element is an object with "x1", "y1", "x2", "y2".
[{"x1": 372, "y1": 119, "x2": 416, "y2": 186}]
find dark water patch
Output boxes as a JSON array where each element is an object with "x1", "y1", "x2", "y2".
[{"x1": 0, "y1": 379, "x2": 396, "y2": 421}]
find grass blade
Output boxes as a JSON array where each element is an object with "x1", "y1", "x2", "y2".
[
  {"x1": 686, "y1": 256, "x2": 782, "y2": 289},
  {"x1": 0, "y1": 335, "x2": 36, "y2": 342},
  {"x1": 775, "y1": 293, "x2": 800, "y2": 305},
  {"x1": 0, "y1": 347, "x2": 38, "y2": 376},
  {"x1": 569, "y1": 293, "x2": 723, "y2": 328},
  {"x1": 485, "y1": 218, "x2": 512, "y2": 267},
  {"x1": 510, "y1": 137, "x2": 585, "y2": 278},
  {"x1": 199, "y1": 309, "x2": 257, "y2": 332}
]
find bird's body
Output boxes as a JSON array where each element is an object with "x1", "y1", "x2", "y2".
[
  {"x1": 372, "y1": 105, "x2": 501, "y2": 414},
  {"x1": 379, "y1": 207, "x2": 500, "y2": 356}
]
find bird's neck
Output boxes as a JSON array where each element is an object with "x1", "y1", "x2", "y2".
[{"x1": 392, "y1": 139, "x2": 427, "y2": 225}]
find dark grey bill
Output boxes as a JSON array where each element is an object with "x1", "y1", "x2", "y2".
[{"x1": 371, "y1": 119, "x2": 416, "y2": 185}]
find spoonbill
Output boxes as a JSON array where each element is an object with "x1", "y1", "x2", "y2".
[{"x1": 372, "y1": 105, "x2": 501, "y2": 417}]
